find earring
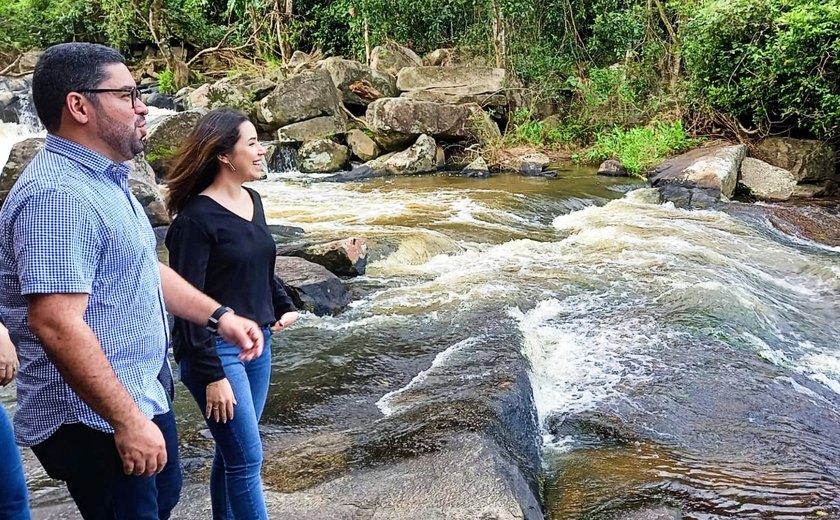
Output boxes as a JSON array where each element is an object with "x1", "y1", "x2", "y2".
[{"x1": 227, "y1": 162, "x2": 237, "y2": 172}]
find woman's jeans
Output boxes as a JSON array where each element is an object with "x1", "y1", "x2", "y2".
[
  {"x1": 180, "y1": 327, "x2": 272, "y2": 520},
  {"x1": 0, "y1": 407, "x2": 29, "y2": 519}
]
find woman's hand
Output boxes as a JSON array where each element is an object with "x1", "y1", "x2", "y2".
[
  {"x1": 0, "y1": 325, "x2": 19, "y2": 387},
  {"x1": 205, "y1": 378, "x2": 236, "y2": 423},
  {"x1": 271, "y1": 311, "x2": 300, "y2": 333}
]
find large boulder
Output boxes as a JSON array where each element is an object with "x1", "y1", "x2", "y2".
[
  {"x1": 370, "y1": 42, "x2": 423, "y2": 77},
  {"x1": 275, "y1": 256, "x2": 351, "y2": 315},
  {"x1": 738, "y1": 157, "x2": 797, "y2": 202},
  {"x1": 366, "y1": 98, "x2": 500, "y2": 145},
  {"x1": 345, "y1": 129, "x2": 381, "y2": 161},
  {"x1": 650, "y1": 143, "x2": 746, "y2": 200},
  {"x1": 298, "y1": 139, "x2": 349, "y2": 173},
  {"x1": 277, "y1": 237, "x2": 368, "y2": 277},
  {"x1": 127, "y1": 157, "x2": 170, "y2": 226},
  {"x1": 504, "y1": 153, "x2": 550, "y2": 175},
  {"x1": 397, "y1": 66, "x2": 507, "y2": 107},
  {"x1": 0, "y1": 137, "x2": 43, "y2": 205},
  {"x1": 366, "y1": 134, "x2": 437, "y2": 175},
  {"x1": 752, "y1": 137, "x2": 837, "y2": 183},
  {"x1": 278, "y1": 116, "x2": 346, "y2": 144},
  {"x1": 317, "y1": 57, "x2": 398, "y2": 107},
  {"x1": 257, "y1": 69, "x2": 342, "y2": 132},
  {"x1": 191, "y1": 74, "x2": 276, "y2": 113},
  {"x1": 144, "y1": 110, "x2": 205, "y2": 167}
]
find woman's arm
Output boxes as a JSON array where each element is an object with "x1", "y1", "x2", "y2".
[{"x1": 0, "y1": 321, "x2": 18, "y2": 387}]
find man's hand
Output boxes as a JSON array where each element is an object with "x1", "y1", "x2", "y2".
[
  {"x1": 217, "y1": 313, "x2": 264, "y2": 361},
  {"x1": 114, "y1": 414, "x2": 167, "y2": 476},
  {"x1": 0, "y1": 325, "x2": 19, "y2": 387}
]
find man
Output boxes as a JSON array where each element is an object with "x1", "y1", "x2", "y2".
[{"x1": 0, "y1": 42, "x2": 265, "y2": 519}]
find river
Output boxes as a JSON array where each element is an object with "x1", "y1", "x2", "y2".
[{"x1": 2, "y1": 118, "x2": 839, "y2": 519}]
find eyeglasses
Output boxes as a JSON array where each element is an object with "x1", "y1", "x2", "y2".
[{"x1": 77, "y1": 87, "x2": 141, "y2": 109}]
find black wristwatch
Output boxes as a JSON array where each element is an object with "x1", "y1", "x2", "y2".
[{"x1": 206, "y1": 306, "x2": 234, "y2": 333}]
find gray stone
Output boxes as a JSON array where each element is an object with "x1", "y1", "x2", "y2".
[
  {"x1": 462, "y1": 156, "x2": 490, "y2": 178},
  {"x1": 127, "y1": 157, "x2": 170, "y2": 226},
  {"x1": 317, "y1": 57, "x2": 398, "y2": 106},
  {"x1": 278, "y1": 116, "x2": 346, "y2": 144},
  {"x1": 144, "y1": 110, "x2": 205, "y2": 164},
  {"x1": 504, "y1": 153, "x2": 550, "y2": 175},
  {"x1": 366, "y1": 98, "x2": 500, "y2": 145},
  {"x1": 0, "y1": 137, "x2": 43, "y2": 205},
  {"x1": 752, "y1": 137, "x2": 837, "y2": 182},
  {"x1": 792, "y1": 181, "x2": 835, "y2": 198},
  {"x1": 0, "y1": 91, "x2": 16, "y2": 107},
  {"x1": 738, "y1": 157, "x2": 797, "y2": 201},
  {"x1": 298, "y1": 139, "x2": 349, "y2": 173},
  {"x1": 366, "y1": 134, "x2": 437, "y2": 175},
  {"x1": 275, "y1": 256, "x2": 351, "y2": 315},
  {"x1": 277, "y1": 237, "x2": 369, "y2": 277},
  {"x1": 401, "y1": 89, "x2": 508, "y2": 108},
  {"x1": 370, "y1": 43, "x2": 423, "y2": 77},
  {"x1": 288, "y1": 50, "x2": 311, "y2": 69},
  {"x1": 616, "y1": 506, "x2": 682, "y2": 520},
  {"x1": 257, "y1": 69, "x2": 342, "y2": 132},
  {"x1": 650, "y1": 143, "x2": 745, "y2": 199},
  {"x1": 424, "y1": 48, "x2": 453, "y2": 66},
  {"x1": 184, "y1": 83, "x2": 211, "y2": 110},
  {"x1": 19, "y1": 50, "x2": 42, "y2": 71},
  {"x1": 597, "y1": 159, "x2": 628, "y2": 177},
  {"x1": 397, "y1": 67, "x2": 506, "y2": 97},
  {"x1": 345, "y1": 129, "x2": 381, "y2": 161}
]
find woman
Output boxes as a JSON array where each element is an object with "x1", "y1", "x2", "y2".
[
  {"x1": 165, "y1": 109, "x2": 299, "y2": 519},
  {"x1": 0, "y1": 319, "x2": 30, "y2": 520}
]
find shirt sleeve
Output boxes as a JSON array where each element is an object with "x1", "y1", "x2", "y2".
[
  {"x1": 165, "y1": 215, "x2": 226, "y2": 387},
  {"x1": 12, "y1": 189, "x2": 103, "y2": 295},
  {"x1": 272, "y1": 275, "x2": 297, "y2": 320}
]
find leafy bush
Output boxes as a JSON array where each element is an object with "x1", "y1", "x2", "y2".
[
  {"x1": 157, "y1": 69, "x2": 175, "y2": 95},
  {"x1": 681, "y1": 0, "x2": 840, "y2": 139},
  {"x1": 584, "y1": 121, "x2": 699, "y2": 175}
]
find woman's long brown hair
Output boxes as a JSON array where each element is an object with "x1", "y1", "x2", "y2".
[{"x1": 165, "y1": 108, "x2": 250, "y2": 217}]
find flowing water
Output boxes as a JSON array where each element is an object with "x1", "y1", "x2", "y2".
[{"x1": 1, "y1": 117, "x2": 839, "y2": 519}]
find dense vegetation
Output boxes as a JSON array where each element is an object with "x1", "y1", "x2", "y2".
[{"x1": 1, "y1": 0, "x2": 837, "y2": 170}]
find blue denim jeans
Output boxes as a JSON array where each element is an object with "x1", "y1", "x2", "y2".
[
  {"x1": 31, "y1": 408, "x2": 182, "y2": 520},
  {"x1": 180, "y1": 327, "x2": 272, "y2": 520},
  {"x1": 0, "y1": 407, "x2": 29, "y2": 519}
]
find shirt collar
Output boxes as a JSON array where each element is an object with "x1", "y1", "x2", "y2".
[{"x1": 44, "y1": 134, "x2": 132, "y2": 182}]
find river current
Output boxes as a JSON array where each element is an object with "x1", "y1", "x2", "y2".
[{"x1": 2, "y1": 119, "x2": 839, "y2": 519}]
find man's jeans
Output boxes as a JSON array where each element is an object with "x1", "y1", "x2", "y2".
[
  {"x1": 31, "y1": 409, "x2": 182, "y2": 520},
  {"x1": 180, "y1": 327, "x2": 272, "y2": 520},
  {"x1": 0, "y1": 407, "x2": 30, "y2": 520}
]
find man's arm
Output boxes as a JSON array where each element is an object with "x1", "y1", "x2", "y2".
[
  {"x1": 26, "y1": 293, "x2": 166, "y2": 477},
  {"x1": 158, "y1": 262, "x2": 264, "y2": 360}
]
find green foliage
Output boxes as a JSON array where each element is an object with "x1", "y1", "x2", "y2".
[
  {"x1": 681, "y1": 0, "x2": 840, "y2": 139},
  {"x1": 584, "y1": 121, "x2": 700, "y2": 175},
  {"x1": 503, "y1": 109, "x2": 569, "y2": 146},
  {"x1": 157, "y1": 69, "x2": 176, "y2": 95}
]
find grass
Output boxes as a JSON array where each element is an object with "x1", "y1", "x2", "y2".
[{"x1": 583, "y1": 121, "x2": 701, "y2": 176}]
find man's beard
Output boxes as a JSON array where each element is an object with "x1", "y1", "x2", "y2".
[{"x1": 96, "y1": 110, "x2": 144, "y2": 161}]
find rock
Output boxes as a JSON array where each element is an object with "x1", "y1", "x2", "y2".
[
  {"x1": 792, "y1": 181, "x2": 834, "y2": 198},
  {"x1": 278, "y1": 116, "x2": 346, "y2": 144},
  {"x1": 0, "y1": 137, "x2": 43, "y2": 205},
  {"x1": 738, "y1": 157, "x2": 797, "y2": 201},
  {"x1": 616, "y1": 506, "x2": 683, "y2": 520},
  {"x1": 401, "y1": 89, "x2": 508, "y2": 108},
  {"x1": 370, "y1": 130, "x2": 417, "y2": 153},
  {"x1": 505, "y1": 153, "x2": 550, "y2": 175},
  {"x1": 144, "y1": 110, "x2": 205, "y2": 166},
  {"x1": 277, "y1": 237, "x2": 368, "y2": 277},
  {"x1": 435, "y1": 145, "x2": 446, "y2": 170},
  {"x1": 298, "y1": 139, "x2": 349, "y2": 173},
  {"x1": 597, "y1": 159, "x2": 628, "y2": 177},
  {"x1": 397, "y1": 66, "x2": 506, "y2": 97},
  {"x1": 0, "y1": 90, "x2": 16, "y2": 107},
  {"x1": 185, "y1": 83, "x2": 211, "y2": 110},
  {"x1": 274, "y1": 256, "x2": 351, "y2": 315},
  {"x1": 366, "y1": 98, "x2": 500, "y2": 145},
  {"x1": 649, "y1": 143, "x2": 745, "y2": 199},
  {"x1": 265, "y1": 143, "x2": 298, "y2": 173},
  {"x1": 752, "y1": 137, "x2": 837, "y2": 183},
  {"x1": 127, "y1": 157, "x2": 170, "y2": 226},
  {"x1": 370, "y1": 42, "x2": 423, "y2": 77},
  {"x1": 144, "y1": 91, "x2": 176, "y2": 111},
  {"x1": 424, "y1": 48, "x2": 453, "y2": 66},
  {"x1": 287, "y1": 50, "x2": 310, "y2": 69},
  {"x1": 366, "y1": 134, "x2": 437, "y2": 175},
  {"x1": 317, "y1": 57, "x2": 398, "y2": 106},
  {"x1": 345, "y1": 129, "x2": 381, "y2": 161},
  {"x1": 257, "y1": 69, "x2": 342, "y2": 132},
  {"x1": 656, "y1": 184, "x2": 721, "y2": 209},
  {"x1": 19, "y1": 50, "x2": 42, "y2": 71},
  {"x1": 462, "y1": 156, "x2": 489, "y2": 178}
]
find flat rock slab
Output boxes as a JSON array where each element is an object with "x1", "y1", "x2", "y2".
[{"x1": 650, "y1": 143, "x2": 746, "y2": 199}]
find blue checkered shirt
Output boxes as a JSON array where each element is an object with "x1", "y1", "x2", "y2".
[{"x1": 0, "y1": 134, "x2": 171, "y2": 446}]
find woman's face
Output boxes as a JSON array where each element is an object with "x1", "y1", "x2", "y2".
[{"x1": 227, "y1": 121, "x2": 266, "y2": 181}]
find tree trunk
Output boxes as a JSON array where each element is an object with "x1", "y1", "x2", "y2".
[{"x1": 491, "y1": 0, "x2": 506, "y2": 69}]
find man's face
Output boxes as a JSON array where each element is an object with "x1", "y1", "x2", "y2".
[{"x1": 91, "y1": 63, "x2": 148, "y2": 162}]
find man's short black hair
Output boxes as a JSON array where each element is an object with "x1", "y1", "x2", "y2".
[{"x1": 32, "y1": 42, "x2": 126, "y2": 133}]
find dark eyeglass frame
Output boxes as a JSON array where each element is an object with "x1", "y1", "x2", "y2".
[{"x1": 77, "y1": 87, "x2": 141, "y2": 109}]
